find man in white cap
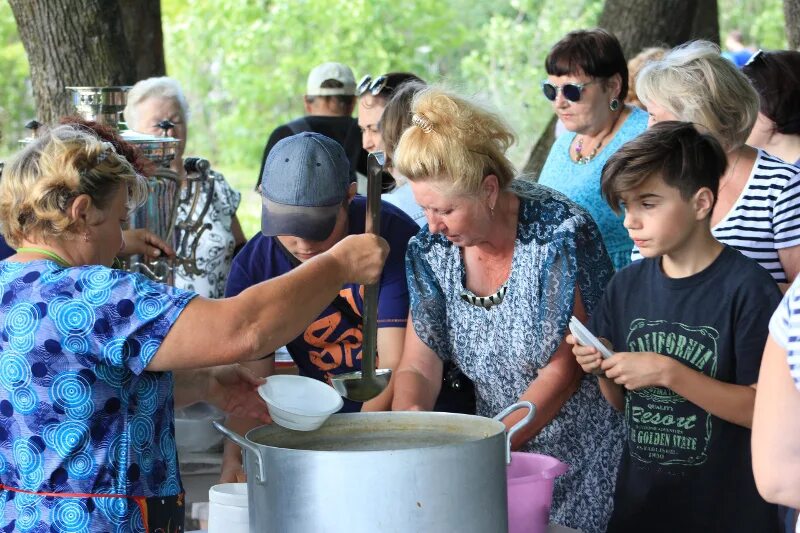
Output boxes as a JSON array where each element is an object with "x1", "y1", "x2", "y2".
[{"x1": 255, "y1": 62, "x2": 367, "y2": 189}]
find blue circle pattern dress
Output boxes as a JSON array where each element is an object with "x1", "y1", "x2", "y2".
[
  {"x1": 405, "y1": 180, "x2": 625, "y2": 533},
  {"x1": 0, "y1": 260, "x2": 196, "y2": 532},
  {"x1": 538, "y1": 106, "x2": 648, "y2": 270}
]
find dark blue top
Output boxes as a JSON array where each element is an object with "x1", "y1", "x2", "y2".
[
  {"x1": 0, "y1": 236, "x2": 14, "y2": 260},
  {"x1": 225, "y1": 196, "x2": 418, "y2": 412}
]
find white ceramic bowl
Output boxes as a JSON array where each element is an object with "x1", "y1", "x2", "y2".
[{"x1": 258, "y1": 375, "x2": 343, "y2": 431}]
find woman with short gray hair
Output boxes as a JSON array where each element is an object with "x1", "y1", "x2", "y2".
[
  {"x1": 125, "y1": 76, "x2": 247, "y2": 298},
  {"x1": 635, "y1": 41, "x2": 800, "y2": 287}
]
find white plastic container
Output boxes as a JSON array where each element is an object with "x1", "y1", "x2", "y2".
[
  {"x1": 258, "y1": 374, "x2": 343, "y2": 431},
  {"x1": 208, "y1": 483, "x2": 248, "y2": 533}
]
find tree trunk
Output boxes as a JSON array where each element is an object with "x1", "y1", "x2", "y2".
[
  {"x1": 119, "y1": 0, "x2": 166, "y2": 81},
  {"x1": 9, "y1": 0, "x2": 165, "y2": 125},
  {"x1": 522, "y1": 115, "x2": 557, "y2": 181},
  {"x1": 786, "y1": 0, "x2": 800, "y2": 49},
  {"x1": 523, "y1": 0, "x2": 720, "y2": 175},
  {"x1": 598, "y1": 0, "x2": 719, "y2": 59}
]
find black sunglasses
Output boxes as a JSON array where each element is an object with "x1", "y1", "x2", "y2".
[
  {"x1": 358, "y1": 74, "x2": 389, "y2": 96},
  {"x1": 541, "y1": 80, "x2": 595, "y2": 102}
]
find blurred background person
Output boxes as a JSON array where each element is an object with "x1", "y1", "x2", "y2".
[
  {"x1": 255, "y1": 62, "x2": 366, "y2": 188},
  {"x1": 125, "y1": 76, "x2": 247, "y2": 298},
  {"x1": 722, "y1": 29, "x2": 757, "y2": 68},
  {"x1": 743, "y1": 49, "x2": 800, "y2": 166},
  {"x1": 538, "y1": 28, "x2": 648, "y2": 271},
  {"x1": 625, "y1": 46, "x2": 667, "y2": 109},
  {"x1": 636, "y1": 40, "x2": 800, "y2": 287}
]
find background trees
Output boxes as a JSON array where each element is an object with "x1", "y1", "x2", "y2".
[{"x1": 0, "y1": 0, "x2": 793, "y2": 235}]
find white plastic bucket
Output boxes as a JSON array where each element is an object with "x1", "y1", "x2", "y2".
[{"x1": 208, "y1": 483, "x2": 249, "y2": 533}]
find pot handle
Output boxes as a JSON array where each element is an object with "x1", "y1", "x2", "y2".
[
  {"x1": 212, "y1": 421, "x2": 268, "y2": 483},
  {"x1": 493, "y1": 401, "x2": 536, "y2": 464}
]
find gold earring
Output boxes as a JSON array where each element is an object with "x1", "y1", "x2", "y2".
[{"x1": 83, "y1": 232, "x2": 90, "y2": 243}]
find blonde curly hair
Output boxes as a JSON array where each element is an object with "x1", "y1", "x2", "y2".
[
  {"x1": 393, "y1": 86, "x2": 516, "y2": 195},
  {"x1": 0, "y1": 125, "x2": 148, "y2": 247}
]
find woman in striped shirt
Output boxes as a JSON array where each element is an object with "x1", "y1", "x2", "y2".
[{"x1": 632, "y1": 40, "x2": 800, "y2": 287}]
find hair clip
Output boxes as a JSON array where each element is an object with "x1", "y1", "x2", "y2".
[
  {"x1": 412, "y1": 113, "x2": 434, "y2": 134},
  {"x1": 96, "y1": 141, "x2": 115, "y2": 163}
]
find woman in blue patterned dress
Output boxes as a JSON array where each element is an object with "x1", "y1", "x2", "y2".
[
  {"x1": 0, "y1": 125, "x2": 388, "y2": 532},
  {"x1": 538, "y1": 28, "x2": 648, "y2": 270},
  {"x1": 390, "y1": 87, "x2": 624, "y2": 533}
]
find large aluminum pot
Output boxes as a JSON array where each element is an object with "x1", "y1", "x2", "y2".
[{"x1": 214, "y1": 402, "x2": 534, "y2": 533}]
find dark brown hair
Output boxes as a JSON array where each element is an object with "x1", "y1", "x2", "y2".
[
  {"x1": 379, "y1": 80, "x2": 428, "y2": 161},
  {"x1": 742, "y1": 50, "x2": 800, "y2": 136},
  {"x1": 601, "y1": 121, "x2": 727, "y2": 213},
  {"x1": 545, "y1": 28, "x2": 629, "y2": 101}
]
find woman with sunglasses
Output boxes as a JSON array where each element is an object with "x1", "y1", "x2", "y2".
[
  {"x1": 742, "y1": 49, "x2": 800, "y2": 167},
  {"x1": 538, "y1": 28, "x2": 648, "y2": 271},
  {"x1": 391, "y1": 86, "x2": 624, "y2": 533},
  {"x1": 635, "y1": 41, "x2": 800, "y2": 288}
]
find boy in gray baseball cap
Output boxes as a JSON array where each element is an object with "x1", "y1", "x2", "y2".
[
  {"x1": 260, "y1": 132, "x2": 354, "y2": 242},
  {"x1": 221, "y1": 132, "x2": 418, "y2": 480}
]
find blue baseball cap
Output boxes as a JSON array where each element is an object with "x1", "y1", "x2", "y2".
[{"x1": 260, "y1": 132, "x2": 352, "y2": 241}]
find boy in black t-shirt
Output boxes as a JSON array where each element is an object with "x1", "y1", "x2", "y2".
[{"x1": 569, "y1": 121, "x2": 781, "y2": 532}]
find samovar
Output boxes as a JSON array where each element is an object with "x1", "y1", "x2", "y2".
[{"x1": 66, "y1": 86, "x2": 214, "y2": 285}]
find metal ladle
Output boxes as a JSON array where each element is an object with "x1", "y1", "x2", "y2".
[{"x1": 331, "y1": 151, "x2": 392, "y2": 402}]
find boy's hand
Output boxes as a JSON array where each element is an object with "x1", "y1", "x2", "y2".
[
  {"x1": 567, "y1": 333, "x2": 610, "y2": 376},
  {"x1": 601, "y1": 352, "x2": 674, "y2": 390}
]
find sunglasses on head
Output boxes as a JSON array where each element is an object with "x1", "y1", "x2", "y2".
[
  {"x1": 541, "y1": 80, "x2": 595, "y2": 102},
  {"x1": 743, "y1": 49, "x2": 765, "y2": 68},
  {"x1": 358, "y1": 74, "x2": 389, "y2": 96}
]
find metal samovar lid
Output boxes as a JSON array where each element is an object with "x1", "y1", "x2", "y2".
[{"x1": 66, "y1": 86, "x2": 131, "y2": 128}]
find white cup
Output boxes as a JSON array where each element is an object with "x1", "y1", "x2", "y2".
[{"x1": 208, "y1": 483, "x2": 248, "y2": 533}]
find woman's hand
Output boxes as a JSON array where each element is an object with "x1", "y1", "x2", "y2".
[
  {"x1": 208, "y1": 365, "x2": 272, "y2": 423},
  {"x1": 567, "y1": 333, "x2": 609, "y2": 376},
  {"x1": 328, "y1": 234, "x2": 390, "y2": 285},
  {"x1": 120, "y1": 228, "x2": 175, "y2": 259}
]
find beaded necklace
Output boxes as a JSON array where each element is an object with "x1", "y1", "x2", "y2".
[{"x1": 573, "y1": 109, "x2": 623, "y2": 165}]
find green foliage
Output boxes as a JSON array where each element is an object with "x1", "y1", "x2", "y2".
[
  {"x1": 718, "y1": 0, "x2": 787, "y2": 49},
  {"x1": 0, "y1": 0, "x2": 791, "y2": 235}
]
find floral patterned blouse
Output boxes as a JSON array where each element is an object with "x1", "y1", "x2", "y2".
[
  {"x1": 174, "y1": 169, "x2": 241, "y2": 299},
  {"x1": 0, "y1": 260, "x2": 195, "y2": 532},
  {"x1": 405, "y1": 179, "x2": 624, "y2": 533}
]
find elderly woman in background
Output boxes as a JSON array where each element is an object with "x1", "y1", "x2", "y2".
[
  {"x1": 0, "y1": 125, "x2": 387, "y2": 531},
  {"x1": 743, "y1": 49, "x2": 800, "y2": 166},
  {"x1": 125, "y1": 76, "x2": 247, "y2": 298},
  {"x1": 390, "y1": 87, "x2": 624, "y2": 533},
  {"x1": 538, "y1": 28, "x2": 648, "y2": 271},
  {"x1": 635, "y1": 41, "x2": 800, "y2": 286}
]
